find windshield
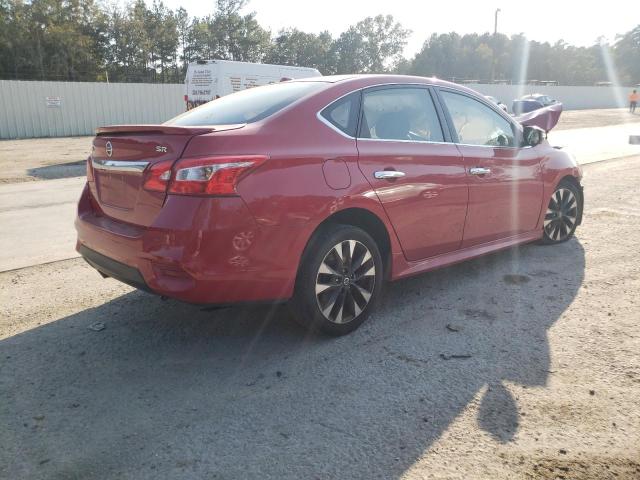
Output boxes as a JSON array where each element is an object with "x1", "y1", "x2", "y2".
[{"x1": 167, "y1": 81, "x2": 327, "y2": 126}]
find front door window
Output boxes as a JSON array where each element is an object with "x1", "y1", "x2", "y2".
[{"x1": 440, "y1": 91, "x2": 516, "y2": 147}]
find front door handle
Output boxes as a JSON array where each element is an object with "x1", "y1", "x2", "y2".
[
  {"x1": 469, "y1": 167, "x2": 491, "y2": 176},
  {"x1": 374, "y1": 170, "x2": 406, "y2": 179}
]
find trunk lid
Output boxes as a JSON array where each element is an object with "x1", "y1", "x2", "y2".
[{"x1": 89, "y1": 125, "x2": 217, "y2": 227}]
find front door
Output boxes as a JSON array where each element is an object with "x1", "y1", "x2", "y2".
[
  {"x1": 438, "y1": 89, "x2": 544, "y2": 247},
  {"x1": 356, "y1": 86, "x2": 468, "y2": 261}
]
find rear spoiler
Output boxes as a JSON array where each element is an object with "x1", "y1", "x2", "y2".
[
  {"x1": 95, "y1": 124, "x2": 246, "y2": 136},
  {"x1": 515, "y1": 103, "x2": 563, "y2": 133}
]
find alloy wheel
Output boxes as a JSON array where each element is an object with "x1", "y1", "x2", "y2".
[
  {"x1": 315, "y1": 240, "x2": 376, "y2": 324},
  {"x1": 544, "y1": 187, "x2": 578, "y2": 242}
]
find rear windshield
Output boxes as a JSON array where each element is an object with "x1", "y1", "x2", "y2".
[{"x1": 167, "y1": 81, "x2": 326, "y2": 126}]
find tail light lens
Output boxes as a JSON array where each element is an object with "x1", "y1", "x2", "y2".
[
  {"x1": 168, "y1": 155, "x2": 267, "y2": 196},
  {"x1": 143, "y1": 160, "x2": 174, "y2": 192}
]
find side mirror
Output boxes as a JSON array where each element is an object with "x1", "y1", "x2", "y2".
[{"x1": 523, "y1": 125, "x2": 545, "y2": 147}]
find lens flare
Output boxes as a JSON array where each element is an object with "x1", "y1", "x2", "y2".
[
  {"x1": 599, "y1": 41, "x2": 626, "y2": 111},
  {"x1": 516, "y1": 37, "x2": 531, "y2": 101},
  {"x1": 510, "y1": 36, "x2": 531, "y2": 281}
]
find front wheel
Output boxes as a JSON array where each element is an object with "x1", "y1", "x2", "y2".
[
  {"x1": 290, "y1": 224, "x2": 384, "y2": 336},
  {"x1": 541, "y1": 180, "x2": 582, "y2": 244}
]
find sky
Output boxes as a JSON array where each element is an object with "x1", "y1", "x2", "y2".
[{"x1": 158, "y1": 0, "x2": 637, "y2": 57}]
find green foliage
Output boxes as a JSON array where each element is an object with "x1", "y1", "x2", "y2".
[
  {"x1": 265, "y1": 28, "x2": 335, "y2": 74},
  {"x1": 332, "y1": 15, "x2": 410, "y2": 74},
  {"x1": 615, "y1": 26, "x2": 640, "y2": 85},
  {"x1": 407, "y1": 31, "x2": 638, "y2": 86},
  {"x1": 0, "y1": 0, "x2": 108, "y2": 81},
  {"x1": 0, "y1": 0, "x2": 638, "y2": 86}
]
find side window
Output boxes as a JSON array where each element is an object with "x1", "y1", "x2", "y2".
[
  {"x1": 359, "y1": 87, "x2": 444, "y2": 142},
  {"x1": 320, "y1": 91, "x2": 360, "y2": 137},
  {"x1": 440, "y1": 91, "x2": 516, "y2": 147}
]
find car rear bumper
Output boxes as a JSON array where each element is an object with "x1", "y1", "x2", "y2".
[
  {"x1": 75, "y1": 183, "x2": 298, "y2": 304},
  {"x1": 79, "y1": 244, "x2": 151, "y2": 292}
]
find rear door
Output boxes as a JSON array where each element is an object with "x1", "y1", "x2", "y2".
[
  {"x1": 437, "y1": 89, "x2": 544, "y2": 247},
  {"x1": 356, "y1": 85, "x2": 468, "y2": 261}
]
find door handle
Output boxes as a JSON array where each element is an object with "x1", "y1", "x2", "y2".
[
  {"x1": 469, "y1": 167, "x2": 491, "y2": 176},
  {"x1": 374, "y1": 170, "x2": 405, "y2": 179}
]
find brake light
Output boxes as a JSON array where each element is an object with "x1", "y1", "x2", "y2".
[
  {"x1": 142, "y1": 160, "x2": 173, "y2": 192},
  {"x1": 168, "y1": 155, "x2": 267, "y2": 195}
]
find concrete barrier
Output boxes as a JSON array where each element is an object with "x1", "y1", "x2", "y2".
[{"x1": 465, "y1": 84, "x2": 629, "y2": 111}]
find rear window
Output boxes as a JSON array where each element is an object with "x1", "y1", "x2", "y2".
[{"x1": 167, "y1": 82, "x2": 326, "y2": 126}]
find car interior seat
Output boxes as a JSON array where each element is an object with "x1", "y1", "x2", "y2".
[{"x1": 374, "y1": 112, "x2": 410, "y2": 140}]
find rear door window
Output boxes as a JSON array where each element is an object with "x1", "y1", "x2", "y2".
[
  {"x1": 359, "y1": 87, "x2": 444, "y2": 142},
  {"x1": 168, "y1": 81, "x2": 326, "y2": 126}
]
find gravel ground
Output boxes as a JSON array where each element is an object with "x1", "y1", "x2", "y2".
[
  {"x1": 556, "y1": 108, "x2": 640, "y2": 130},
  {"x1": 0, "y1": 136, "x2": 91, "y2": 184},
  {"x1": 0, "y1": 108, "x2": 639, "y2": 184},
  {"x1": 1, "y1": 156, "x2": 639, "y2": 479}
]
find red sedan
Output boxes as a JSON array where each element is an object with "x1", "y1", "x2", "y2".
[{"x1": 76, "y1": 75, "x2": 583, "y2": 335}]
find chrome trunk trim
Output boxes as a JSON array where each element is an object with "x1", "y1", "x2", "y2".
[{"x1": 91, "y1": 159, "x2": 149, "y2": 173}]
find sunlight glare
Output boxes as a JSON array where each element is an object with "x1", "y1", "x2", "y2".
[{"x1": 599, "y1": 41, "x2": 626, "y2": 111}]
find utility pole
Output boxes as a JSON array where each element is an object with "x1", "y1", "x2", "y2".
[{"x1": 490, "y1": 8, "x2": 501, "y2": 82}]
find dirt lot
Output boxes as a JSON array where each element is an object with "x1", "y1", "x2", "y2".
[
  {"x1": 1, "y1": 154, "x2": 639, "y2": 479},
  {"x1": 556, "y1": 108, "x2": 640, "y2": 130},
  {"x1": 0, "y1": 136, "x2": 92, "y2": 184},
  {"x1": 1, "y1": 108, "x2": 639, "y2": 184}
]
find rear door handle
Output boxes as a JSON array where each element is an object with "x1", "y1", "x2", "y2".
[
  {"x1": 374, "y1": 170, "x2": 405, "y2": 179},
  {"x1": 469, "y1": 167, "x2": 491, "y2": 176}
]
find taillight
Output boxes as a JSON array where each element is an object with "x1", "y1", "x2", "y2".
[
  {"x1": 142, "y1": 160, "x2": 173, "y2": 192},
  {"x1": 168, "y1": 155, "x2": 267, "y2": 196},
  {"x1": 86, "y1": 157, "x2": 94, "y2": 182}
]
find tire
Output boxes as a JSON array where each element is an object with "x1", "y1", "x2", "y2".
[
  {"x1": 289, "y1": 224, "x2": 384, "y2": 336},
  {"x1": 540, "y1": 179, "x2": 582, "y2": 245}
]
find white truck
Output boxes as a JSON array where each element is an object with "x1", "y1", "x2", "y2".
[{"x1": 184, "y1": 60, "x2": 322, "y2": 110}]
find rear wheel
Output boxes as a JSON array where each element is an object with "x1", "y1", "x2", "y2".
[
  {"x1": 290, "y1": 224, "x2": 384, "y2": 336},
  {"x1": 541, "y1": 180, "x2": 582, "y2": 244}
]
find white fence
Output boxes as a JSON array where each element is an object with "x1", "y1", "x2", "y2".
[
  {"x1": 0, "y1": 80, "x2": 633, "y2": 139},
  {"x1": 0, "y1": 81, "x2": 184, "y2": 139},
  {"x1": 466, "y1": 84, "x2": 629, "y2": 111}
]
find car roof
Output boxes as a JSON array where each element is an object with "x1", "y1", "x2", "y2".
[
  {"x1": 294, "y1": 74, "x2": 358, "y2": 83},
  {"x1": 295, "y1": 74, "x2": 477, "y2": 93},
  {"x1": 291, "y1": 74, "x2": 515, "y2": 127}
]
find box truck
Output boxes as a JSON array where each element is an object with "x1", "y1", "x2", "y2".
[{"x1": 184, "y1": 60, "x2": 322, "y2": 110}]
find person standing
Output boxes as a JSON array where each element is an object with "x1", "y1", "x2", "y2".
[{"x1": 630, "y1": 89, "x2": 639, "y2": 113}]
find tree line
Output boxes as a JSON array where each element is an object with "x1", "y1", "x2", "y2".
[{"x1": 1, "y1": 0, "x2": 638, "y2": 86}]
